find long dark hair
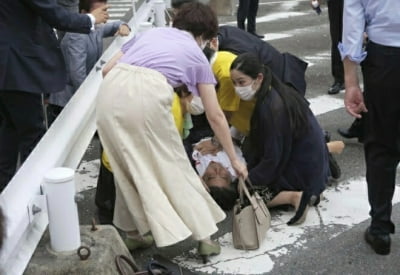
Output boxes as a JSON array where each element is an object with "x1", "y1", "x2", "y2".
[{"x1": 230, "y1": 53, "x2": 309, "y2": 145}]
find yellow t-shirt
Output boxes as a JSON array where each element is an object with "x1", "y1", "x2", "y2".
[
  {"x1": 212, "y1": 51, "x2": 256, "y2": 135},
  {"x1": 102, "y1": 92, "x2": 184, "y2": 172},
  {"x1": 171, "y1": 92, "x2": 184, "y2": 137}
]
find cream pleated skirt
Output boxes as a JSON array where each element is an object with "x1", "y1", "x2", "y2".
[{"x1": 96, "y1": 63, "x2": 226, "y2": 247}]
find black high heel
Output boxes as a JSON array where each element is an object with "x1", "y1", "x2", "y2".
[{"x1": 287, "y1": 192, "x2": 311, "y2": 225}]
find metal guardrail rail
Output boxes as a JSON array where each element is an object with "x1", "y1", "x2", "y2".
[{"x1": 0, "y1": 1, "x2": 162, "y2": 273}]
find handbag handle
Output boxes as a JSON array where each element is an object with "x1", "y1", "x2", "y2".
[{"x1": 238, "y1": 178, "x2": 258, "y2": 210}]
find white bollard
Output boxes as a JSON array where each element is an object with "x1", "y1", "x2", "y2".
[
  {"x1": 154, "y1": 0, "x2": 166, "y2": 27},
  {"x1": 138, "y1": 22, "x2": 153, "y2": 32},
  {"x1": 44, "y1": 167, "x2": 80, "y2": 252}
]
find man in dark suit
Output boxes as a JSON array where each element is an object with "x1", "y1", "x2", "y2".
[
  {"x1": 217, "y1": 25, "x2": 308, "y2": 96},
  {"x1": 237, "y1": 0, "x2": 264, "y2": 38},
  {"x1": 326, "y1": 0, "x2": 344, "y2": 95},
  {"x1": 0, "y1": 0, "x2": 109, "y2": 191}
]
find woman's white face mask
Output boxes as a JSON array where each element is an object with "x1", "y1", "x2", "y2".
[
  {"x1": 234, "y1": 81, "x2": 257, "y2": 101},
  {"x1": 197, "y1": 37, "x2": 209, "y2": 50},
  {"x1": 200, "y1": 39, "x2": 209, "y2": 50},
  {"x1": 186, "y1": 96, "x2": 205, "y2": 115}
]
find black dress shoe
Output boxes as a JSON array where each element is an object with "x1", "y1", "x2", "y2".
[
  {"x1": 364, "y1": 227, "x2": 391, "y2": 255},
  {"x1": 328, "y1": 82, "x2": 344, "y2": 95},
  {"x1": 337, "y1": 127, "x2": 358, "y2": 139},
  {"x1": 337, "y1": 118, "x2": 364, "y2": 142},
  {"x1": 249, "y1": 32, "x2": 265, "y2": 39}
]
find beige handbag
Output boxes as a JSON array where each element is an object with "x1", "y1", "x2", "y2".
[{"x1": 232, "y1": 178, "x2": 271, "y2": 250}]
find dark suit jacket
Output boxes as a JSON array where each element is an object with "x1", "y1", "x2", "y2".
[
  {"x1": 0, "y1": 0, "x2": 92, "y2": 94},
  {"x1": 244, "y1": 88, "x2": 328, "y2": 196},
  {"x1": 218, "y1": 25, "x2": 308, "y2": 96}
]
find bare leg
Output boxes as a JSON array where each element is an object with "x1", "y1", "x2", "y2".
[
  {"x1": 267, "y1": 191, "x2": 302, "y2": 209},
  {"x1": 327, "y1": 141, "x2": 345, "y2": 154}
]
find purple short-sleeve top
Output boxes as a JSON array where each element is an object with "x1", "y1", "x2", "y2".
[{"x1": 119, "y1": 27, "x2": 216, "y2": 96}]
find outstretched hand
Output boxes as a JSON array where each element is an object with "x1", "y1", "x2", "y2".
[
  {"x1": 194, "y1": 139, "x2": 220, "y2": 155},
  {"x1": 344, "y1": 85, "x2": 368, "y2": 118},
  {"x1": 115, "y1": 24, "x2": 131, "y2": 36},
  {"x1": 232, "y1": 159, "x2": 248, "y2": 180}
]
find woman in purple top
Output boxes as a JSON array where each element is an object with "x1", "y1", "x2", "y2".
[{"x1": 96, "y1": 2, "x2": 247, "y2": 262}]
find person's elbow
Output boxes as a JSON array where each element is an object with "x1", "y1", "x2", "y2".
[{"x1": 205, "y1": 108, "x2": 225, "y2": 125}]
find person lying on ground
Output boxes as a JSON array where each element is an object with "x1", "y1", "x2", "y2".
[
  {"x1": 195, "y1": 133, "x2": 344, "y2": 224},
  {"x1": 197, "y1": 53, "x2": 335, "y2": 225}
]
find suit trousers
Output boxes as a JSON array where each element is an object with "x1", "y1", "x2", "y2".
[
  {"x1": 327, "y1": 0, "x2": 344, "y2": 84},
  {"x1": 0, "y1": 91, "x2": 45, "y2": 191},
  {"x1": 362, "y1": 41, "x2": 400, "y2": 235},
  {"x1": 237, "y1": 0, "x2": 260, "y2": 33}
]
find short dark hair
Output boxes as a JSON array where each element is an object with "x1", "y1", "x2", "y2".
[
  {"x1": 209, "y1": 180, "x2": 239, "y2": 211},
  {"x1": 171, "y1": 0, "x2": 198, "y2": 9},
  {"x1": 79, "y1": 0, "x2": 107, "y2": 13},
  {"x1": 172, "y1": 2, "x2": 218, "y2": 40}
]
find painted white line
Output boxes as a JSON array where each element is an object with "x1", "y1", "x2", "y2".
[
  {"x1": 224, "y1": 11, "x2": 306, "y2": 26},
  {"x1": 248, "y1": 22, "x2": 329, "y2": 43},
  {"x1": 259, "y1": 0, "x2": 309, "y2": 5},
  {"x1": 174, "y1": 178, "x2": 400, "y2": 274},
  {"x1": 258, "y1": 11, "x2": 307, "y2": 23},
  {"x1": 109, "y1": 12, "x2": 127, "y2": 17},
  {"x1": 264, "y1": 33, "x2": 292, "y2": 41},
  {"x1": 109, "y1": 8, "x2": 130, "y2": 12},
  {"x1": 308, "y1": 95, "x2": 344, "y2": 116},
  {"x1": 109, "y1": 1, "x2": 133, "y2": 3}
]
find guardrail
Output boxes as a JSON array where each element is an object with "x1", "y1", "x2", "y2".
[{"x1": 0, "y1": 1, "x2": 163, "y2": 273}]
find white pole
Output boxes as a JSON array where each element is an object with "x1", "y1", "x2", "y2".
[
  {"x1": 44, "y1": 167, "x2": 80, "y2": 252},
  {"x1": 154, "y1": 0, "x2": 166, "y2": 27},
  {"x1": 138, "y1": 21, "x2": 153, "y2": 32},
  {"x1": 164, "y1": 0, "x2": 171, "y2": 9}
]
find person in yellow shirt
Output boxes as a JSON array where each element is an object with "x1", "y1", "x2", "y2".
[{"x1": 205, "y1": 42, "x2": 255, "y2": 136}]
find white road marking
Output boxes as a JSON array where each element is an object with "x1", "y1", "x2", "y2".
[
  {"x1": 174, "y1": 178, "x2": 400, "y2": 274},
  {"x1": 224, "y1": 11, "x2": 306, "y2": 26},
  {"x1": 308, "y1": 94, "x2": 345, "y2": 116},
  {"x1": 109, "y1": 8, "x2": 131, "y2": 12},
  {"x1": 109, "y1": 12, "x2": 127, "y2": 17},
  {"x1": 260, "y1": 0, "x2": 309, "y2": 5},
  {"x1": 264, "y1": 33, "x2": 292, "y2": 41}
]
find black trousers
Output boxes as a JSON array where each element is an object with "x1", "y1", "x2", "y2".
[
  {"x1": 93, "y1": 143, "x2": 116, "y2": 224},
  {"x1": 362, "y1": 41, "x2": 400, "y2": 235},
  {"x1": 46, "y1": 103, "x2": 63, "y2": 128},
  {"x1": 237, "y1": 0, "x2": 260, "y2": 33},
  {"x1": 327, "y1": 0, "x2": 344, "y2": 84},
  {"x1": 0, "y1": 91, "x2": 45, "y2": 191}
]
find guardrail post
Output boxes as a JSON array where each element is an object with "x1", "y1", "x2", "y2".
[
  {"x1": 154, "y1": 0, "x2": 166, "y2": 27},
  {"x1": 44, "y1": 167, "x2": 80, "y2": 252},
  {"x1": 138, "y1": 22, "x2": 153, "y2": 32}
]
